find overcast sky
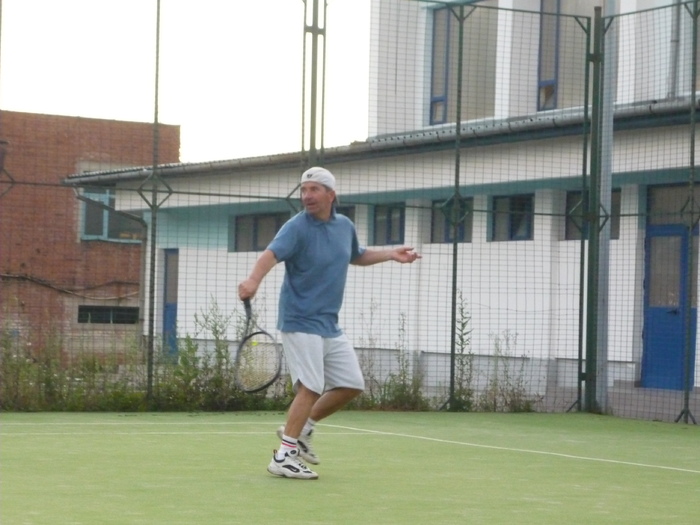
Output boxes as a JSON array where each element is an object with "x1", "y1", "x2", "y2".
[{"x1": 0, "y1": 0, "x2": 371, "y2": 162}]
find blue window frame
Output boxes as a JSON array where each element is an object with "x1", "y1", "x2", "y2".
[
  {"x1": 538, "y1": 0, "x2": 561, "y2": 111},
  {"x1": 492, "y1": 195, "x2": 534, "y2": 241},
  {"x1": 429, "y1": 4, "x2": 496, "y2": 126},
  {"x1": 82, "y1": 188, "x2": 143, "y2": 241},
  {"x1": 230, "y1": 212, "x2": 288, "y2": 252},
  {"x1": 374, "y1": 204, "x2": 405, "y2": 245},
  {"x1": 431, "y1": 198, "x2": 473, "y2": 243},
  {"x1": 430, "y1": 7, "x2": 451, "y2": 125}
]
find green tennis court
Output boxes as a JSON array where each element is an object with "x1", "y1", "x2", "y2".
[{"x1": 1, "y1": 411, "x2": 698, "y2": 524}]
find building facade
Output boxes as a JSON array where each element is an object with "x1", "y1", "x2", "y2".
[
  {"x1": 0, "y1": 111, "x2": 179, "y2": 360},
  {"x1": 65, "y1": 0, "x2": 700, "y2": 419}
]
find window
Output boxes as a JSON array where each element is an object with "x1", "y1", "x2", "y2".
[
  {"x1": 374, "y1": 204, "x2": 405, "y2": 245},
  {"x1": 492, "y1": 195, "x2": 534, "y2": 241},
  {"x1": 82, "y1": 189, "x2": 143, "y2": 241},
  {"x1": 336, "y1": 205, "x2": 355, "y2": 223},
  {"x1": 231, "y1": 212, "x2": 288, "y2": 252},
  {"x1": 78, "y1": 306, "x2": 139, "y2": 324},
  {"x1": 431, "y1": 197, "x2": 473, "y2": 243},
  {"x1": 537, "y1": 0, "x2": 599, "y2": 112},
  {"x1": 565, "y1": 189, "x2": 621, "y2": 240},
  {"x1": 538, "y1": 0, "x2": 560, "y2": 110},
  {"x1": 429, "y1": 4, "x2": 497, "y2": 125}
]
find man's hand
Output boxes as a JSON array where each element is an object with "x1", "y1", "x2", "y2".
[
  {"x1": 238, "y1": 249, "x2": 279, "y2": 300},
  {"x1": 238, "y1": 278, "x2": 259, "y2": 301},
  {"x1": 391, "y1": 246, "x2": 421, "y2": 264}
]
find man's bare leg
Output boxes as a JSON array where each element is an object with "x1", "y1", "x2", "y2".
[
  {"x1": 309, "y1": 387, "x2": 363, "y2": 422},
  {"x1": 284, "y1": 383, "x2": 320, "y2": 438},
  {"x1": 284, "y1": 386, "x2": 361, "y2": 437}
]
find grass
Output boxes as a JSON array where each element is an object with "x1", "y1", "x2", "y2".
[{"x1": 1, "y1": 411, "x2": 699, "y2": 524}]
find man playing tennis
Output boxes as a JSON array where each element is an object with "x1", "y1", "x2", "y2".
[{"x1": 238, "y1": 166, "x2": 420, "y2": 480}]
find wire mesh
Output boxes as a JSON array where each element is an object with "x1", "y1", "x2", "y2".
[{"x1": 1, "y1": 0, "x2": 699, "y2": 422}]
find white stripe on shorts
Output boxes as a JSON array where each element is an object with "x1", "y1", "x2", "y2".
[{"x1": 281, "y1": 332, "x2": 365, "y2": 395}]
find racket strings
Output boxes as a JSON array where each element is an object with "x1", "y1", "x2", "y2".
[{"x1": 234, "y1": 331, "x2": 281, "y2": 392}]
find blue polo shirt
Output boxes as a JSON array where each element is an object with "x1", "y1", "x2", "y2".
[{"x1": 267, "y1": 209, "x2": 365, "y2": 337}]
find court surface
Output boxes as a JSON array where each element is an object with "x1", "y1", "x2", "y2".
[{"x1": 1, "y1": 411, "x2": 698, "y2": 524}]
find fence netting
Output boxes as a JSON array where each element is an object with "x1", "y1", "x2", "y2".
[{"x1": 1, "y1": 0, "x2": 698, "y2": 422}]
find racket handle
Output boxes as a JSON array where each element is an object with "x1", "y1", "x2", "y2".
[{"x1": 243, "y1": 298, "x2": 252, "y2": 319}]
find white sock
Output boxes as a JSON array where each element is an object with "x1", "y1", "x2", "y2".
[
  {"x1": 277, "y1": 434, "x2": 297, "y2": 460},
  {"x1": 303, "y1": 418, "x2": 317, "y2": 437}
]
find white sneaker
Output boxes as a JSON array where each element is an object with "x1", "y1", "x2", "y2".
[
  {"x1": 267, "y1": 449, "x2": 318, "y2": 480},
  {"x1": 276, "y1": 425, "x2": 320, "y2": 465}
]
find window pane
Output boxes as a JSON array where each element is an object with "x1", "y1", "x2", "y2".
[
  {"x1": 462, "y1": 204, "x2": 473, "y2": 243},
  {"x1": 647, "y1": 185, "x2": 700, "y2": 226},
  {"x1": 235, "y1": 216, "x2": 254, "y2": 252},
  {"x1": 256, "y1": 215, "x2": 281, "y2": 250},
  {"x1": 78, "y1": 306, "x2": 111, "y2": 323},
  {"x1": 540, "y1": 10, "x2": 558, "y2": 81},
  {"x1": 112, "y1": 307, "x2": 140, "y2": 324},
  {"x1": 431, "y1": 4, "x2": 497, "y2": 126},
  {"x1": 433, "y1": 198, "x2": 472, "y2": 243},
  {"x1": 539, "y1": 83, "x2": 557, "y2": 111},
  {"x1": 78, "y1": 306, "x2": 139, "y2": 324},
  {"x1": 108, "y1": 211, "x2": 143, "y2": 240},
  {"x1": 84, "y1": 201, "x2": 104, "y2": 236},
  {"x1": 493, "y1": 195, "x2": 533, "y2": 241},
  {"x1": 389, "y1": 207, "x2": 403, "y2": 244},
  {"x1": 374, "y1": 206, "x2": 389, "y2": 244},
  {"x1": 336, "y1": 206, "x2": 355, "y2": 223},
  {"x1": 565, "y1": 191, "x2": 586, "y2": 240},
  {"x1": 374, "y1": 205, "x2": 403, "y2": 245},
  {"x1": 510, "y1": 195, "x2": 533, "y2": 240},
  {"x1": 492, "y1": 197, "x2": 510, "y2": 241},
  {"x1": 431, "y1": 205, "x2": 447, "y2": 242},
  {"x1": 432, "y1": 8, "x2": 448, "y2": 97},
  {"x1": 648, "y1": 236, "x2": 681, "y2": 308}
]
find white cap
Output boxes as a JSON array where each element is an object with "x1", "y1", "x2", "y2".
[{"x1": 300, "y1": 166, "x2": 336, "y2": 191}]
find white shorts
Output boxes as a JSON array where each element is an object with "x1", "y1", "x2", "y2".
[{"x1": 281, "y1": 332, "x2": 365, "y2": 395}]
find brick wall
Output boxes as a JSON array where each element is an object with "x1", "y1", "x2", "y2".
[{"x1": 0, "y1": 111, "x2": 180, "y2": 356}]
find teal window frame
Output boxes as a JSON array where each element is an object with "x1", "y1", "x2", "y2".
[
  {"x1": 491, "y1": 194, "x2": 534, "y2": 241},
  {"x1": 373, "y1": 204, "x2": 405, "y2": 245},
  {"x1": 82, "y1": 188, "x2": 143, "y2": 242},
  {"x1": 230, "y1": 212, "x2": 289, "y2": 252}
]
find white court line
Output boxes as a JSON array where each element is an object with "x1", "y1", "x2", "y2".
[
  {"x1": 0, "y1": 421, "x2": 282, "y2": 426},
  {"x1": 323, "y1": 423, "x2": 700, "y2": 475},
  {"x1": 0, "y1": 431, "x2": 278, "y2": 436},
  {"x1": 3, "y1": 420, "x2": 698, "y2": 475}
]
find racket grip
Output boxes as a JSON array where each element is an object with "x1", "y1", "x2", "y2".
[{"x1": 243, "y1": 298, "x2": 252, "y2": 318}]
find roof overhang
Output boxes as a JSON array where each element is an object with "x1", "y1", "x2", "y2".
[{"x1": 63, "y1": 97, "x2": 697, "y2": 188}]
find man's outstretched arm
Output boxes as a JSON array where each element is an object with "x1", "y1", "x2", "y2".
[{"x1": 352, "y1": 246, "x2": 421, "y2": 267}]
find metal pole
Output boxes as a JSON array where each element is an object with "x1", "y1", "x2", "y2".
[
  {"x1": 145, "y1": 0, "x2": 163, "y2": 404},
  {"x1": 676, "y1": 0, "x2": 698, "y2": 425},
  {"x1": 595, "y1": 0, "x2": 618, "y2": 414},
  {"x1": 584, "y1": 6, "x2": 604, "y2": 413},
  {"x1": 570, "y1": 13, "x2": 593, "y2": 414},
  {"x1": 302, "y1": 0, "x2": 326, "y2": 169},
  {"x1": 442, "y1": 5, "x2": 475, "y2": 411}
]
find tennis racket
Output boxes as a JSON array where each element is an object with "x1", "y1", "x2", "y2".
[{"x1": 233, "y1": 298, "x2": 282, "y2": 393}]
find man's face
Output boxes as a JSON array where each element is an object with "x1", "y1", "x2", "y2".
[{"x1": 301, "y1": 181, "x2": 335, "y2": 220}]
